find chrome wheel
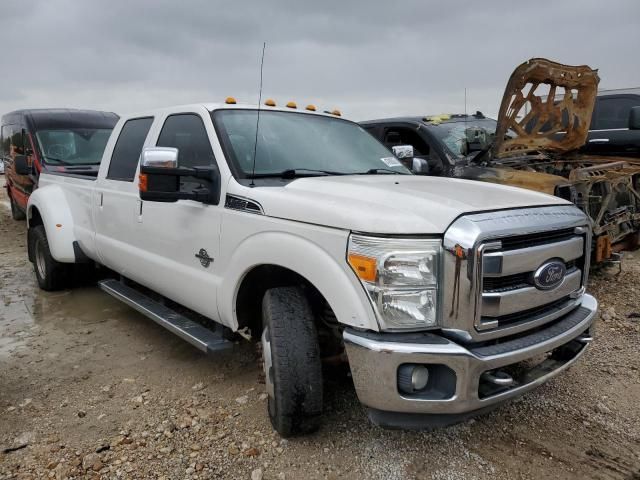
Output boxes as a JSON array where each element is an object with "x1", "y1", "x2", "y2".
[
  {"x1": 35, "y1": 240, "x2": 47, "y2": 280},
  {"x1": 261, "y1": 327, "x2": 275, "y2": 415}
]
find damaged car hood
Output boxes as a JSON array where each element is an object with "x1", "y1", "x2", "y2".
[{"x1": 493, "y1": 58, "x2": 600, "y2": 158}]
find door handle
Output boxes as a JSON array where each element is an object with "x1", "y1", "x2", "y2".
[{"x1": 589, "y1": 138, "x2": 610, "y2": 143}]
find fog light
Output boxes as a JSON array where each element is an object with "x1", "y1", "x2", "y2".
[{"x1": 398, "y1": 364, "x2": 429, "y2": 393}]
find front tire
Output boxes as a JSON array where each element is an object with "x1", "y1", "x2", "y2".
[
  {"x1": 261, "y1": 287, "x2": 323, "y2": 437},
  {"x1": 10, "y1": 196, "x2": 26, "y2": 220},
  {"x1": 28, "y1": 225, "x2": 70, "y2": 291}
]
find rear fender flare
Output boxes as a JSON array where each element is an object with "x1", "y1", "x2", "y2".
[{"x1": 27, "y1": 185, "x2": 77, "y2": 263}]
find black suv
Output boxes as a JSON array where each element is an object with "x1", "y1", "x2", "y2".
[{"x1": 581, "y1": 89, "x2": 640, "y2": 157}]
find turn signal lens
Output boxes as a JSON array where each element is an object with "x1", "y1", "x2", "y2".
[
  {"x1": 348, "y1": 254, "x2": 377, "y2": 282},
  {"x1": 138, "y1": 173, "x2": 148, "y2": 192},
  {"x1": 225, "y1": 97, "x2": 237, "y2": 104}
]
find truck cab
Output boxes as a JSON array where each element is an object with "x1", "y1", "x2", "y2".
[{"x1": 26, "y1": 100, "x2": 598, "y2": 436}]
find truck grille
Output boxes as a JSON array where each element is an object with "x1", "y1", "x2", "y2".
[{"x1": 442, "y1": 206, "x2": 591, "y2": 342}]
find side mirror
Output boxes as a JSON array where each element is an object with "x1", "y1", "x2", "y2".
[
  {"x1": 139, "y1": 147, "x2": 221, "y2": 205},
  {"x1": 392, "y1": 145, "x2": 414, "y2": 159},
  {"x1": 629, "y1": 106, "x2": 640, "y2": 130},
  {"x1": 411, "y1": 157, "x2": 429, "y2": 175},
  {"x1": 14, "y1": 155, "x2": 31, "y2": 175}
]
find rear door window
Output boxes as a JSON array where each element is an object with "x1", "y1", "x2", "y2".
[
  {"x1": 11, "y1": 129, "x2": 24, "y2": 156},
  {"x1": 107, "y1": 117, "x2": 153, "y2": 181},
  {"x1": 592, "y1": 96, "x2": 639, "y2": 130},
  {"x1": 1, "y1": 125, "x2": 12, "y2": 157}
]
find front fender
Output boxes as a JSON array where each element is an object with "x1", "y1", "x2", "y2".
[
  {"x1": 27, "y1": 185, "x2": 77, "y2": 263},
  {"x1": 219, "y1": 231, "x2": 379, "y2": 332}
]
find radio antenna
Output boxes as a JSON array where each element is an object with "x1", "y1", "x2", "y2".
[
  {"x1": 250, "y1": 42, "x2": 266, "y2": 187},
  {"x1": 464, "y1": 88, "x2": 468, "y2": 126}
]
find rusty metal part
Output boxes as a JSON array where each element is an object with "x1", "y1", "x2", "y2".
[
  {"x1": 595, "y1": 235, "x2": 612, "y2": 263},
  {"x1": 460, "y1": 58, "x2": 640, "y2": 263},
  {"x1": 568, "y1": 161, "x2": 627, "y2": 182},
  {"x1": 613, "y1": 232, "x2": 640, "y2": 252},
  {"x1": 493, "y1": 58, "x2": 599, "y2": 159},
  {"x1": 457, "y1": 165, "x2": 567, "y2": 195}
]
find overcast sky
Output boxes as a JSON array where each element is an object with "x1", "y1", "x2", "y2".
[{"x1": 1, "y1": 0, "x2": 639, "y2": 121}]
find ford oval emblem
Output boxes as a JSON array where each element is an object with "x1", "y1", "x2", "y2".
[{"x1": 533, "y1": 260, "x2": 566, "y2": 290}]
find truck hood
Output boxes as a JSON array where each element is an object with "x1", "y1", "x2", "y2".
[
  {"x1": 493, "y1": 58, "x2": 599, "y2": 159},
  {"x1": 230, "y1": 175, "x2": 568, "y2": 234}
]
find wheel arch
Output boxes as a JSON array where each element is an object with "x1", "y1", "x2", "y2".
[
  {"x1": 220, "y1": 231, "x2": 379, "y2": 333},
  {"x1": 27, "y1": 185, "x2": 77, "y2": 263}
]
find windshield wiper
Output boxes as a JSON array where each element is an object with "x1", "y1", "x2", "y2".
[
  {"x1": 359, "y1": 168, "x2": 410, "y2": 175},
  {"x1": 248, "y1": 168, "x2": 346, "y2": 179},
  {"x1": 44, "y1": 156, "x2": 74, "y2": 166}
]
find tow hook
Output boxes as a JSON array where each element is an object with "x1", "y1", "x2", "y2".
[{"x1": 481, "y1": 370, "x2": 514, "y2": 387}]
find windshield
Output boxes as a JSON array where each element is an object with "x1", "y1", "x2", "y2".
[
  {"x1": 427, "y1": 118, "x2": 502, "y2": 159},
  {"x1": 36, "y1": 128, "x2": 112, "y2": 165},
  {"x1": 213, "y1": 109, "x2": 410, "y2": 177}
]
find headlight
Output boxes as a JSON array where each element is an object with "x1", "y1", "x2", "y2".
[{"x1": 347, "y1": 234, "x2": 441, "y2": 331}]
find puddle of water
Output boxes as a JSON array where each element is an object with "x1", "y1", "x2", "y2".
[
  {"x1": 0, "y1": 299, "x2": 34, "y2": 359},
  {"x1": 27, "y1": 286, "x2": 132, "y2": 326}
]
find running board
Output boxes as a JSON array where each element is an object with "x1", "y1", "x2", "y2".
[{"x1": 98, "y1": 279, "x2": 232, "y2": 354}]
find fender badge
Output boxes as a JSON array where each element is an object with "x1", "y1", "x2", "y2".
[{"x1": 195, "y1": 248, "x2": 213, "y2": 268}]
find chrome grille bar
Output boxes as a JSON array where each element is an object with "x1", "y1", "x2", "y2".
[{"x1": 442, "y1": 206, "x2": 591, "y2": 343}]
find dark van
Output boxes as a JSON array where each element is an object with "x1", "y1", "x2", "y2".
[{"x1": 1, "y1": 109, "x2": 118, "y2": 220}]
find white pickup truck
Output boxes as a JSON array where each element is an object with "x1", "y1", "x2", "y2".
[{"x1": 26, "y1": 101, "x2": 598, "y2": 436}]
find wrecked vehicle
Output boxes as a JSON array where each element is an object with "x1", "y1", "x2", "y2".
[{"x1": 362, "y1": 58, "x2": 640, "y2": 263}]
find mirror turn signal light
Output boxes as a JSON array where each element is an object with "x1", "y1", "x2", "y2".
[
  {"x1": 138, "y1": 173, "x2": 148, "y2": 192},
  {"x1": 286, "y1": 101, "x2": 297, "y2": 109},
  {"x1": 225, "y1": 97, "x2": 237, "y2": 104},
  {"x1": 348, "y1": 253, "x2": 377, "y2": 282},
  {"x1": 264, "y1": 99, "x2": 276, "y2": 107}
]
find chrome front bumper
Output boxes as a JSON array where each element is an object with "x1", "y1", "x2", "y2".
[{"x1": 344, "y1": 294, "x2": 597, "y2": 423}]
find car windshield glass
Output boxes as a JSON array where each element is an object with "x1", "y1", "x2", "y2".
[
  {"x1": 212, "y1": 109, "x2": 411, "y2": 177},
  {"x1": 36, "y1": 128, "x2": 112, "y2": 165},
  {"x1": 427, "y1": 118, "x2": 506, "y2": 158}
]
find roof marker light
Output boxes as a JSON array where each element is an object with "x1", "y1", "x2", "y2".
[
  {"x1": 331, "y1": 109, "x2": 341, "y2": 116},
  {"x1": 264, "y1": 99, "x2": 276, "y2": 107},
  {"x1": 305, "y1": 104, "x2": 316, "y2": 111},
  {"x1": 225, "y1": 97, "x2": 237, "y2": 104},
  {"x1": 286, "y1": 101, "x2": 297, "y2": 109}
]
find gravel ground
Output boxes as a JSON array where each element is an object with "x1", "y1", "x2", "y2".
[{"x1": 1, "y1": 180, "x2": 639, "y2": 479}]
